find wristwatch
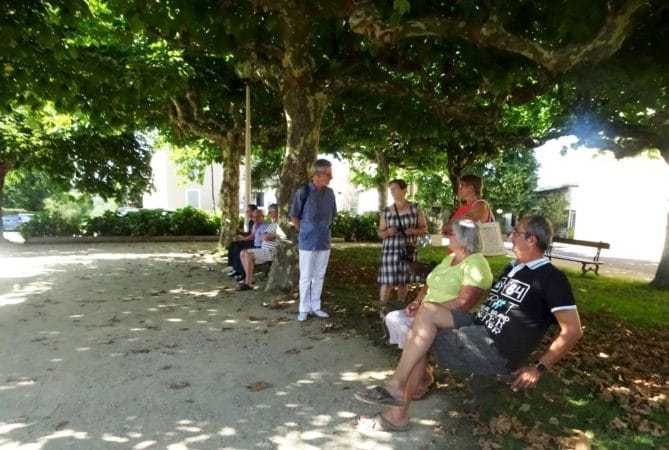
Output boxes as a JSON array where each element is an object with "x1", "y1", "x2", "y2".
[{"x1": 535, "y1": 362, "x2": 548, "y2": 373}]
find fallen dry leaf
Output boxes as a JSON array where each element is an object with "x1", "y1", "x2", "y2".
[
  {"x1": 478, "y1": 438, "x2": 502, "y2": 450},
  {"x1": 246, "y1": 381, "x2": 272, "y2": 392},
  {"x1": 489, "y1": 415, "x2": 512, "y2": 434},
  {"x1": 610, "y1": 416, "x2": 628, "y2": 430},
  {"x1": 558, "y1": 429, "x2": 592, "y2": 450},
  {"x1": 168, "y1": 381, "x2": 190, "y2": 390},
  {"x1": 638, "y1": 419, "x2": 665, "y2": 437}
]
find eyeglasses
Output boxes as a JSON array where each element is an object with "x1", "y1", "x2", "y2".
[{"x1": 510, "y1": 227, "x2": 531, "y2": 239}]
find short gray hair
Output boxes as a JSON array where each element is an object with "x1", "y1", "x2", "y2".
[
  {"x1": 521, "y1": 215, "x2": 553, "y2": 251},
  {"x1": 452, "y1": 219, "x2": 479, "y2": 253},
  {"x1": 311, "y1": 158, "x2": 332, "y2": 175}
]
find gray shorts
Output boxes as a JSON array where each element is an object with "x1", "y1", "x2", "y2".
[{"x1": 432, "y1": 311, "x2": 511, "y2": 376}]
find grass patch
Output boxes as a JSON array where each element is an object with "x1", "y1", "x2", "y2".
[{"x1": 326, "y1": 244, "x2": 669, "y2": 449}]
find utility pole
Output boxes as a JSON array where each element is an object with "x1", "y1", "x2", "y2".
[{"x1": 244, "y1": 83, "x2": 252, "y2": 209}]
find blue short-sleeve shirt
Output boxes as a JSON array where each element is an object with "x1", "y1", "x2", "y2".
[
  {"x1": 252, "y1": 223, "x2": 267, "y2": 247},
  {"x1": 289, "y1": 183, "x2": 337, "y2": 251}
]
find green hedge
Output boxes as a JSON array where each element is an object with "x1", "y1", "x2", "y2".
[
  {"x1": 20, "y1": 207, "x2": 381, "y2": 241},
  {"x1": 19, "y1": 207, "x2": 220, "y2": 238},
  {"x1": 331, "y1": 211, "x2": 379, "y2": 242},
  {"x1": 18, "y1": 211, "x2": 81, "y2": 237}
]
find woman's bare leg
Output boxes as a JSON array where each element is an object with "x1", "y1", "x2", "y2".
[
  {"x1": 397, "y1": 284, "x2": 408, "y2": 304},
  {"x1": 384, "y1": 303, "x2": 454, "y2": 398},
  {"x1": 379, "y1": 284, "x2": 394, "y2": 316}
]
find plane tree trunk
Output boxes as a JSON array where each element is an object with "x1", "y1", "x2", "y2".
[
  {"x1": 0, "y1": 161, "x2": 12, "y2": 238},
  {"x1": 651, "y1": 211, "x2": 669, "y2": 288},
  {"x1": 376, "y1": 150, "x2": 389, "y2": 210},
  {"x1": 218, "y1": 133, "x2": 243, "y2": 248}
]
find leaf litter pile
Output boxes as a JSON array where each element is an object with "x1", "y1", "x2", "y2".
[{"x1": 327, "y1": 248, "x2": 668, "y2": 448}]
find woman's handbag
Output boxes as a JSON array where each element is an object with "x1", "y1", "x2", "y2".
[
  {"x1": 394, "y1": 205, "x2": 434, "y2": 278},
  {"x1": 476, "y1": 202, "x2": 506, "y2": 256}
]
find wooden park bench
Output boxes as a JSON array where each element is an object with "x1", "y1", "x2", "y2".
[{"x1": 546, "y1": 237, "x2": 610, "y2": 275}]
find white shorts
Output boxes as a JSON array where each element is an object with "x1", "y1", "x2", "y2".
[
  {"x1": 248, "y1": 248, "x2": 274, "y2": 264},
  {"x1": 384, "y1": 309, "x2": 415, "y2": 349}
]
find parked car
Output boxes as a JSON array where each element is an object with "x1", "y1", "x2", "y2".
[{"x1": 2, "y1": 213, "x2": 33, "y2": 231}]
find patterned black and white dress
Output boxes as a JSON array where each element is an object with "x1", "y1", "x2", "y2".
[{"x1": 377, "y1": 202, "x2": 423, "y2": 285}]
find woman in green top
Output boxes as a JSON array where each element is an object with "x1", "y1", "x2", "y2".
[{"x1": 384, "y1": 219, "x2": 493, "y2": 398}]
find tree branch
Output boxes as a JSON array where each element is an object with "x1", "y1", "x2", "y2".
[
  {"x1": 551, "y1": 114, "x2": 669, "y2": 163},
  {"x1": 348, "y1": 0, "x2": 647, "y2": 74},
  {"x1": 168, "y1": 96, "x2": 229, "y2": 147}
]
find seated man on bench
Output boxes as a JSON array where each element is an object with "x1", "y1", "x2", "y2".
[
  {"x1": 237, "y1": 204, "x2": 284, "y2": 291},
  {"x1": 226, "y1": 204, "x2": 258, "y2": 280},
  {"x1": 354, "y1": 215, "x2": 583, "y2": 432}
]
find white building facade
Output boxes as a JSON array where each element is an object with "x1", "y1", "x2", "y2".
[
  {"x1": 144, "y1": 144, "x2": 668, "y2": 262},
  {"x1": 536, "y1": 141, "x2": 668, "y2": 262}
]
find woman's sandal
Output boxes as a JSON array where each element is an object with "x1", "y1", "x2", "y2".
[{"x1": 354, "y1": 413, "x2": 411, "y2": 433}]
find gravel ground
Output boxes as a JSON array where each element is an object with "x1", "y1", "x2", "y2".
[{"x1": 0, "y1": 242, "x2": 465, "y2": 450}]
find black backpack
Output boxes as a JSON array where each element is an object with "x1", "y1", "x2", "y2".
[{"x1": 294, "y1": 182, "x2": 311, "y2": 219}]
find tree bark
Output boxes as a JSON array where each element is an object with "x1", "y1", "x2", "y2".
[
  {"x1": 446, "y1": 162, "x2": 462, "y2": 210},
  {"x1": 0, "y1": 161, "x2": 14, "y2": 241},
  {"x1": 0, "y1": 161, "x2": 10, "y2": 237},
  {"x1": 376, "y1": 150, "x2": 389, "y2": 210},
  {"x1": 348, "y1": 0, "x2": 646, "y2": 74},
  {"x1": 218, "y1": 134, "x2": 243, "y2": 248},
  {"x1": 275, "y1": 2, "x2": 330, "y2": 217},
  {"x1": 276, "y1": 80, "x2": 329, "y2": 215},
  {"x1": 651, "y1": 211, "x2": 669, "y2": 288},
  {"x1": 264, "y1": 239, "x2": 300, "y2": 292}
]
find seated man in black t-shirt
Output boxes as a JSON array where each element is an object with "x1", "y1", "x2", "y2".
[{"x1": 354, "y1": 215, "x2": 583, "y2": 432}]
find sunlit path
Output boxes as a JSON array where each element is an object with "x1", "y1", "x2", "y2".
[{"x1": 0, "y1": 242, "x2": 461, "y2": 449}]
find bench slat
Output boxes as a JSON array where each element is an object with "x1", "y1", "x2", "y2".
[
  {"x1": 549, "y1": 255, "x2": 605, "y2": 265},
  {"x1": 552, "y1": 237, "x2": 610, "y2": 249}
]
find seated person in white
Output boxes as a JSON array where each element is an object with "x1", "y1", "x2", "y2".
[{"x1": 238, "y1": 204, "x2": 285, "y2": 290}]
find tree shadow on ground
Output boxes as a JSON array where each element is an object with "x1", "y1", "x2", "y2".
[{"x1": 0, "y1": 242, "x2": 467, "y2": 449}]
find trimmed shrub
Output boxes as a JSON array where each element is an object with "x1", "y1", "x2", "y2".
[
  {"x1": 352, "y1": 211, "x2": 379, "y2": 242},
  {"x1": 122, "y1": 209, "x2": 173, "y2": 236},
  {"x1": 84, "y1": 211, "x2": 132, "y2": 236},
  {"x1": 332, "y1": 211, "x2": 356, "y2": 241},
  {"x1": 21, "y1": 207, "x2": 221, "y2": 238},
  {"x1": 85, "y1": 209, "x2": 173, "y2": 236},
  {"x1": 332, "y1": 211, "x2": 379, "y2": 242},
  {"x1": 19, "y1": 211, "x2": 81, "y2": 238},
  {"x1": 170, "y1": 206, "x2": 220, "y2": 236}
]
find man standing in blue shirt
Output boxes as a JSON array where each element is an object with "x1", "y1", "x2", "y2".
[{"x1": 289, "y1": 159, "x2": 337, "y2": 321}]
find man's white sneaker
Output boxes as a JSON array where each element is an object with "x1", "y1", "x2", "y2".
[
  {"x1": 297, "y1": 312, "x2": 309, "y2": 322},
  {"x1": 311, "y1": 309, "x2": 330, "y2": 319}
]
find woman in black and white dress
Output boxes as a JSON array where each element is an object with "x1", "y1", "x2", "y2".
[{"x1": 377, "y1": 179, "x2": 428, "y2": 318}]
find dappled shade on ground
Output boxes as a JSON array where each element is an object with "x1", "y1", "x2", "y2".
[
  {"x1": 327, "y1": 245, "x2": 668, "y2": 449},
  {"x1": 0, "y1": 242, "x2": 471, "y2": 449}
]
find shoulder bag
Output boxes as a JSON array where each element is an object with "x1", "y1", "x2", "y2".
[
  {"x1": 394, "y1": 204, "x2": 434, "y2": 279},
  {"x1": 474, "y1": 201, "x2": 506, "y2": 256}
]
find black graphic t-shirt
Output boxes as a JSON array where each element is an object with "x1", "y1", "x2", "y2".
[{"x1": 475, "y1": 259, "x2": 576, "y2": 369}]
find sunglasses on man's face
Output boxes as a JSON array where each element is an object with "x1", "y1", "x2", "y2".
[{"x1": 510, "y1": 228, "x2": 532, "y2": 239}]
